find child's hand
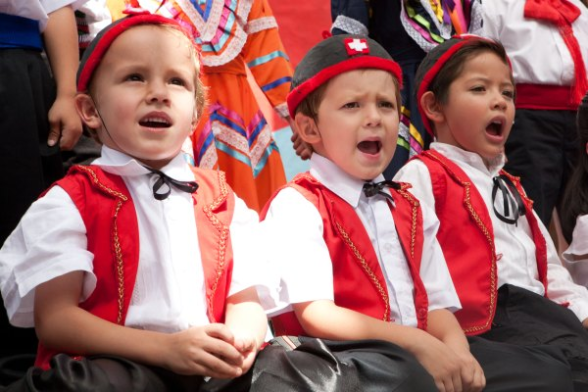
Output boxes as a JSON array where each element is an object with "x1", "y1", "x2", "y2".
[
  {"x1": 451, "y1": 349, "x2": 486, "y2": 392},
  {"x1": 48, "y1": 95, "x2": 83, "y2": 150},
  {"x1": 412, "y1": 335, "x2": 485, "y2": 392},
  {"x1": 233, "y1": 334, "x2": 259, "y2": 374},
  {"x1": 163, "y1": 324, "x2": 245, "y2": 379}
]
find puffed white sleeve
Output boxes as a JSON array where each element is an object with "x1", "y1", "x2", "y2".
[
  {"x1": 259, "y1": 187, "x2": 335, "y2": 317},
  {"x1": 393, "y1": 159, "x2": 436, "y2": 210},
  {"x1": 0, "y1": 186, "x2": 96, "y2": 327}
]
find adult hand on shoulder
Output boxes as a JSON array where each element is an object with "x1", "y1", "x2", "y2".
[
  {"x1": 582, "y1": 317, "x2": 588, "y2": 330},
  {"x1": 411, "y1": 334, "x2": 484, "y2": 392},
  {"x1": 48, "y1": 94, "x2": 83, "y2": 150},
  {"x1": 163, "y1": 323, "x2": 245, "y2": 379}
]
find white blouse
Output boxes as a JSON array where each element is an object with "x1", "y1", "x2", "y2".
[
  {"x1": 0, "y1": 0, "x2": 88, "y2": 31},
  {"x1": 482, "y1": 0, "x2": 588, "y2": 86}
]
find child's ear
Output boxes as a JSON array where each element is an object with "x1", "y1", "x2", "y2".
[
  {"x1": 294, "y1": 113, "x2": 321, "y2": 145},
  {"x1": 420, "y1": 91, "x2": 445, "y2": 124},
  {"x1": 75, "y1": 93, "x2": 102, "y2": 129}
]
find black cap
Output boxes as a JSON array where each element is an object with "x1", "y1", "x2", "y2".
[{"x1": 287, "y1": 34, "x2": 402, "y2": 118}]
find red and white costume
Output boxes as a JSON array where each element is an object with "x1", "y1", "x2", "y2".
[{"x1": 261, "y1": 154, "x2": 460, "y2": 335}]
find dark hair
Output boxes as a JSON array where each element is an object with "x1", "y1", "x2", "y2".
[
  {"x1": 414, "y1": 39, "x2": 513, "y2": 133},
  {"x1": 561, "y1": 92, "x2": 588, "y2": 243}
]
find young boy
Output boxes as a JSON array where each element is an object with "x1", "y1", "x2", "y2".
[
  {"x1": 394, "y1": 35, "x2": 588, "y2": 390},
  {"x1": 0, "y1": 13, "x2": 268, "y2": 391},
  {"x1": 262, "y1": 34, "x2": 572, "y2": 391}
]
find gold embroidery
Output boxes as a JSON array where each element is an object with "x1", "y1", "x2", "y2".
[
  {"x1": 113, "y1": 200, "x2": 125, "y2": 324},
  {"x1": 201, "y1": 171, "x2": 229, "y2": 318},
  {"x1": 424, "y1": 152, "x2": 497, "y2": 334},
  {"x1": 78, "y1": 166, "x2": 128, "y2": 325},
  {"x1": 335, "y1": 222, "x2": 390, "y2": 322},
  {"x1": 395, "y1": 184, "x2": 420, "y2": 260}
]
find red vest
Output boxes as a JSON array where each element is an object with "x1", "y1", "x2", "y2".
[
  {"x1": 416, "y1": 150, "x2": 548, "y2": 335},
  {"x1": 262, "y1": 173, "x2": 429, "y2": 336},
  {"x1": 35, "y1": 165, "x2": 236, "y2": 369}
]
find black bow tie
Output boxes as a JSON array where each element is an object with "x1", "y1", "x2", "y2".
[
  {"x1": 363, "y1": 180, "x2": 400, "y2": 203},
  {"x1": 492, "y1": 175, "x2": 525, "y2": 225},
  {"x1": 144, "y1": 166, "x2": 199, "y2": 200}
]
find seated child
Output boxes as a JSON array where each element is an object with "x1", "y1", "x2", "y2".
[
  {"x1": 261, "y1": 34, "x2": 572, "y2": 391},
  {"x1": 0, "y1": 13, "x2": 268, "y2": 391},
  {"x1": 394, "y1": 35, "x2": 588, "y2": 390},
  {"x1": 561, "y1": 91, "x2": 588, "y2": 287}
]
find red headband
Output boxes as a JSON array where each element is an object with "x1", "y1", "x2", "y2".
[
  {"x1": 77, "y1": 12, "x2": 196, "y2": 92},
  {"x1": 416, "y1": 35, "x2": 511, "y2": 137}
]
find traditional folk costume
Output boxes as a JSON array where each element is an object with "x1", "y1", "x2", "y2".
[
  {"x1": 128, "y1": 0, "x2": 292, "y2": 212},
  {"x1": 395, "y1": 34, "x2": 588, "y2": 389},
  {"x1": 330, "y1": 0, "x2": 482, "y2": 178},
  {"x1": 397, "y1": 144, "x2": 588, "y2": 389},
  {"x1": 483, "y1": 0, "x2": 588, "y2": 225},
  {"x1": 260, "y1": 34, "x2": 573, "y2": 391},
  {"x1": 0, "y1": 147, "x2": 269, "y2": 388},
  {"x1": 0, "y1": 13, "x2": 268, "y2": 391}
]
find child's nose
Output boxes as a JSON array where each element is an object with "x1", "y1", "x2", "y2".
[
  {"x1": 365, "y1": 105, "x2": 382, "y2": 126},
  {"x1": 146, "y1": 81, "x2": 170, "y2": 103},
  {"x1": 492, "y1": 92, "x2": 508, "y2": 110}
]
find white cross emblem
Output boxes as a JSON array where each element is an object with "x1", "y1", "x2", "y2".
[{"x1": 348, "y1": 39, "x2": 368, "y2": 52}]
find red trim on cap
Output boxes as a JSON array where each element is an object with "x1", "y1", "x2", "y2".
[
  {"x1": 287, "y1": 57, "x2": 403, "y2": 118},
  {"x1": 416, "y1": 36, "x2": 509, "y2": 137},
  {"x1": 77, "y1": 14, "x2": 192, "y2": 92}
]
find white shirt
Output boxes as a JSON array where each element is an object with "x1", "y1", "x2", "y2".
[
  {"x1": 563, "y1": 215, "x2": 588, "y2": 287},
  {"x1": 0, "y1": 0, "x2": 88, "y2": 31},
  {"x1": 395, "y1": 143, "x2": 588, "y2": 322},
  {"x1": 482, "y1": 0, "x2": 588, "y2": 86},
  {"x1": 0, "y1": 147, "x2": 266, "y2": 332},
  {"x1": 262, "y1": 153, "x2": 461, "y2": 328}
]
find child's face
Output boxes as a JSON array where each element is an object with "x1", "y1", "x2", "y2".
[
  {"x1": 88, "y1": 25, "x2": 197, "y2": 169},
  {"x1": 312, "y1": 69, "x2": 399, "y2": 181},
  {"x1": 435, "y1": 51, "x2": 515, "y2": 165}
]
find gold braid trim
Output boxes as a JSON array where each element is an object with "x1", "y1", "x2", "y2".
[
  {"x1": 202, "y1": 171, "x2": 229, "y2": 318},
  {"x1": 424, "y1": 152, "x2": 497, "y2": 334},
  {"x1": 335, "y1": 222, "x2": 391, "y2": 322},
  {"x1": 77, "y1": 166, "x2": 128, "y2": 325},
  {"x1": 395, "y1": 183, "x2": 420, "y2": 260},
  {"x1": 77, "y1": 166, "x2": 128, "y2": 201},
  {"x1": 113, "y1": 201, "x2": 125, "y2": 324}
]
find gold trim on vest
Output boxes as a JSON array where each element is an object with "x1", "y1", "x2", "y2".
[
  {"x1": 335, "y1": 222, "x2": 391, "y2": 322},
  {"x1": 77, "y1": 166, "x2": 129, "y2": 325}
]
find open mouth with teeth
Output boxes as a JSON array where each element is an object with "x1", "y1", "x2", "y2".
[
  {"x1": 139, "y1": 117, "x2": 171, "y2": 128},
  {"x1": 486, "y1": 120, "x2": 503, "y2": 137},
  {"x1": 357, "y1": 140, "x2": 382, "y2": 155}
]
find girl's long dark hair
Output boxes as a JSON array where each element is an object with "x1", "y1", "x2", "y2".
[{"x1": 561, "y1": 91, "x2": 588, "y2": 243}]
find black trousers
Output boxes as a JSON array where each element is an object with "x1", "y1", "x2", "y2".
[
  {"x1": 0, "y1": 339, "x2": 437, "y2": 392},
  {"x1": 504, "y1": 108, "x2": 578, "y2": 226},
  {"x1": 1, "y1": 334, "x2": 574, "y2": 392},
  {"x1": 480, "y1": 284, "x2": 588, "y2": 391}
]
